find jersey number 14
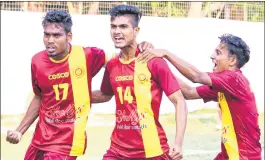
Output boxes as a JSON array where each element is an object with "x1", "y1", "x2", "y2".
[{"x1": 117, "y1": 86, "x2": 133, "y2": 104}]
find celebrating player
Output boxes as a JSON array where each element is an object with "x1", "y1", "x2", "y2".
[
  {"x1": 92, "y1": 5, "x2": 187, "y2": 160},
  {"x1": 6, "y1": 10, "x2": 153, "y2": 160},
  {"x1": 137, "y1": 34, "x2": 262, "y2": 160}
]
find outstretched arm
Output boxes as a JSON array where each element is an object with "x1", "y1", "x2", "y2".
[
  {"x1": 137, "y1": 49, "x2": 212, "y2": 86},
  {"x1": 92, "y1": 90, "x2": 113, "y2": 103},
  {"x1": 6, "y1": 95, "x2": 41, "y2": 144}
]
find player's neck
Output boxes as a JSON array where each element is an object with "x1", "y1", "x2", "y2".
[
  {"x1": 228, "y1": 66, "x2": 238, "y2": 71},
  {"x1": 120, "y1": 43, "x2": 137, "y2": 61}
]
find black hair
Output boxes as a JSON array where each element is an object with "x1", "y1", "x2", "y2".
[
  {"x1": 219, "y1": 34, "x2": 250, "y2": 68},
  {"x1": 42, "y1": 10, "x2": 73, "y2": 33},
  {"x1": 109, "y1": 5, "x2": 142, "y2": 28}
]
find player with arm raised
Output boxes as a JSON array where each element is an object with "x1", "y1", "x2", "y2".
[{"x1": 137, "y1": 34, "x2": 262, "y2": 160}]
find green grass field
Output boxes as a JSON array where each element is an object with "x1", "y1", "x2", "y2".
[{"x1": 1, "y1": 110, "x2": 264, "y2": 160}]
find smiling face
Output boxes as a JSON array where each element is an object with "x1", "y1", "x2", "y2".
[
  {"x1": 211, "y1": 42, "x2": 236, "y2": 72},
  {"x1": 110, "y1": 15, "x2": 139, "y2": 49},
  {"x1": 43, "y1": 23, "x2": 72, "y2": 58}
]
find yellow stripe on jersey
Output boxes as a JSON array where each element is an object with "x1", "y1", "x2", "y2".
[
  {"x1": 218, "y1": 92, "x2": 239, "y2": 160},
  {"x1": 69, "y1": 46, "x2": 90, "y2": 156},
  {"x1": 134, "y1": 62, "x2": 163, "y2": 158}
]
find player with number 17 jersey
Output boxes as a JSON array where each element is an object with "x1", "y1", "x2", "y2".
[{"x1": 30, "y1": 44, "x2": 105, "y2": 156}]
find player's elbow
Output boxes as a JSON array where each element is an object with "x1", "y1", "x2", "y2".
[
  {"x1": 192, "y1": 72, "x2": 210, "y2": 85},
  {"x1": 104, "y1": 94, "x2": 113, "y2": 102},
  {"x1": 174, "y1": 93, "x2": 188, "y2": 115},
  {"x1": 169, "y1": 90, "x2": 187, "y2": 108},
  {"x1": 191, "y1": 73, "x2": 202, "y2": 83},
  {"x1": 91, "y1": 90, "x2": 113, "y2": 103},
  {"x1": 181, "y1": 88, "x2": 193, "y2": 100}
]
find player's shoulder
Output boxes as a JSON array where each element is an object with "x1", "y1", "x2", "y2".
[
  {"x1": 148, "y1": 57, "x2": 166, "y2": 64},
  {"x1": 31, "y1": 50, "x2": 47, "y2": 63},
  {"x1": 83, "y1": 46, "x2": 105, "y2": 55},
  {"x1": 218, "y1": 69, "x2": 242, "y2": 79},
  {"x1": 147, "y1": 57, "x2": 167, "y2": 68},
  {"x1": 217, "y1": 69, "x2": 249, "y2": 86}
]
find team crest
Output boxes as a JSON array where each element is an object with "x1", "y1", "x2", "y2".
[
  {"x1": 138, "y1": 73, "x2": 146, "y2": 82},
  {"x1": 74, "y1": 67, "x2": 85, "y2": 78}
]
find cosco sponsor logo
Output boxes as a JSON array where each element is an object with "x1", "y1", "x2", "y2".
[
  {"x1": 115, "y1": 75, "x2": 133, "y2": 81},
  {"x1": 48, "y1": 72, "x2": 69, "y2": 80}
]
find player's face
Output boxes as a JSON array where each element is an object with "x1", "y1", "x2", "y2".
[
  {"x1": 43, "y1": 23, "x2": 72, "y2": 57},
  {"x1": 211, "y1": 43, "x2": 232, "y2": 72},
  {"x1": 110, "y1": 15, "x2": 139, "y2": 49}
]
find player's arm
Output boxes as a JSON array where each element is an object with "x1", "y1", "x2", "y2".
[
  {"x1": 149, "y1": 58, "x2": 186, "y2": 159},
  {"x1": 178, "y1": 78, "x2": 201, "y2": 100},
  {"x1": 137, "y1": 49, "x2": 212, "y2": 86},
  {"x1": 7, "y1": 61, "x2": 42, "y2": 144},
  {"x1": 6, "y1": 95, "x2": 41, "y2": 144},
  {"x1": 168, "y1": 90, "x2": 187, "y2": 159},
  {"x1": 91, "y1": 63, "x2": 114, "y2": 103},
  {"x1": 92, "y1": 90, "x2": 113, "y2": 103}
]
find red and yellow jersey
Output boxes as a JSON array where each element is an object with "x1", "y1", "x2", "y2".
[
  {"x1": 196, "y1": 69, "x2": 261, "y2": 160},
  {"x1": 31, "y1": 45, "x2": 105, "y2": 156},
  {"x1": 101, "y1": 49, "x2": 180, "y2": 158}
]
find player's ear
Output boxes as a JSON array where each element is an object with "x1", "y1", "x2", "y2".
[
  {"x1": 135, "y1": 27, "x2": 140, "y2": 36},
  {"x1": 229, "y1": 55, "x2": 237, "y2": 67},
  {"x1": 67, "y1": 32, "x2": 72, "y2": 43}
]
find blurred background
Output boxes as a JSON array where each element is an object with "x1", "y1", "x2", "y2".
[
  {"x1": 1, "y1": 1, "x2": 264, "y2": 160},
  {"x1": 1, "y1": 1, "x2": 264, "y2": 22}
]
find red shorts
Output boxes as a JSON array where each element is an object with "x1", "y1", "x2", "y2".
[
  {"x1": 24, "y1": 144, "x2": 77, "y2": 160},
  {"x1": 103, "y1": 149, "x2": 172, "y2": 160},
  {"x1": 214, "y1": 151, "x2": 261, "y2": 160}
]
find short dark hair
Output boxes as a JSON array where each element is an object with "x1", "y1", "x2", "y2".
[
  {"x1": 219, "y1": 34, "x2": 250, "y2": 68},
  {"x1": 109, "y1": 5, "x2": 142, "y2": 28},
  {"x1": 42, "y1": 10, "x2": 73, "y2": 33}
]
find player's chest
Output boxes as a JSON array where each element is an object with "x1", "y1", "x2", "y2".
[
  {"x1": 37, "y1": 63, "x2": 69, "y2": 88},
  {"x1": 108, "y1": 63, "x2": 150, "y2": 87},
  {"x1": 109, "y1": 63, "x2": 153, "y2": 97},
  {"x1": 36, "y1": 62, "x2": 88, "y2": 89},
  {"x1": 109, "y1": 65, "x2": 134, "y2": 87}
]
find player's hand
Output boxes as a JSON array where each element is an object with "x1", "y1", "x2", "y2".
[
  {"x1": 6, "y1": 130, "x2": 22, "y2": 144},
  {"x1": 169, "y1": 143, "x2": 183, "y2": 160},
  {"x1": 138, "y1": 41, "x2": 154, "y2": 52},
  {"x1": 136, "y1": 49, "x2": 167, "y2": 63}
]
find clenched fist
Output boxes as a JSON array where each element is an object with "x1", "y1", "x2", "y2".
[{"x1": 6, "y1": 130, "x2": 22, "y2": 144}]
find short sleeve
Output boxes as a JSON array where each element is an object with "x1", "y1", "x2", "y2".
[
  {"x1": 31, "y1": 61, "x2": 41, "y2": 96},
  {"x1": 149, "y1": 58, "x2": 180, "y2": 96},
  {"x1": 90, "y1": 47, "x2": 106, "y2": 77},
  {"x1": 196, "y1": 85, "x2": 218, "y2": 103},
  {"x1": 208, "y1": 71, "x2": 239, "y2": 97},
  {"x1": 100, "y1": 66, "x2": 114, "y2": 95}
]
